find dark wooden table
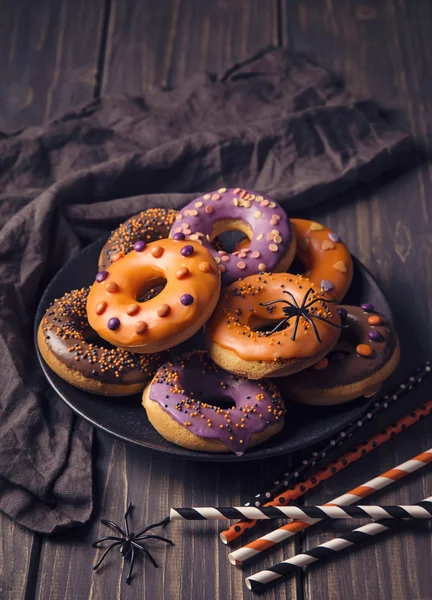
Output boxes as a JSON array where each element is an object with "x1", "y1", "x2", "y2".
[{"x1": 1, "y1": 1, "x2": 432, "y2": 599}]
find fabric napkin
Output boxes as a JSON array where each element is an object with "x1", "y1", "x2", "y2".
[{"x1": 0, "y1": 47, "x2": 412, "y2": 533}]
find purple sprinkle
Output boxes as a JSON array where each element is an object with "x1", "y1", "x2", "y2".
[
  {"x1": 173, "y1": 232, "x2": 185, "y2": 241},
  {"x1": 95, "y1": 271, "x2": 108, "y2": 283},
  {"x1": 321, "y1": 279, "x2": 334, "y2": 292},
  {"x1": 369, "y1": 330, "x2": 384, "y2": 342},
  {"x1": 328, "y1": 232, "x2": 340, "y2": 243},
  {"x1": 107, "y1": 317, "x2": 120, "y2": 331},
  {"x1": 180, "y1": 293, "x2": 194, "y2": 306},
  {"x1": 361, "y1": 303, "x2": 374, "y2": 313},
  {"x1": 180, "y1": 244, "x2": 194, "y2": 257},
  {"x1": 133, "y1": 240, "x2": 146, "y2": 252},
  {"x1": 337, "y1": 307, "x2": 348, "y2": 320}
]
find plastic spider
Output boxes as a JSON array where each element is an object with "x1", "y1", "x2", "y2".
[
  {"x1": 92, "y1": 502, "x2": 173, "y2": 584},
  {"x1": 259, "y1": 287, "x2": 344, "y2": 342}
]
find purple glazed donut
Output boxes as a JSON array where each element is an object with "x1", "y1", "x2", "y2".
[
  {"x1": 142, "y1": 351, "x2": 286, "y2": 455},
  {"x1": 169, "y1": 187, "x2": 296, "y2": 285}
]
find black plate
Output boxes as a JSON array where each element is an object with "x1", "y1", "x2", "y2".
[{"x1": 35, "y1": 238, "x2": 392, "y2": 462}]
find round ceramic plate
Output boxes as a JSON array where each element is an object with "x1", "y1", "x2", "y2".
[{"x1": 35, "y1": 237, "x2": 392, "y2": 462}]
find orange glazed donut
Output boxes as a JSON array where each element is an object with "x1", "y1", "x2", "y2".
[
  {"x1": 87, "y1": 238, "x2": 221, "y2": 353},
  {"x1": 205, "y1": 273, "x2": 343, "y2": 379}
]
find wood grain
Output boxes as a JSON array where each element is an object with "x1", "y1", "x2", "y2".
[
  {"x1": 282, "y1": 1, "x2": 432, "y2": 598},
  {"x1": 0, "y1": 515, "x2": 38, "y2": 600},
  {"x1": 0, "y1": 0, "x2": 106, "y2": 132}
]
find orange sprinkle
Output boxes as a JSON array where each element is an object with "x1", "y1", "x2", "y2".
[
  {"x1": 356, "y1": 344, "x2": 374, "y2": 357},
  {"x1": 368, "y1": 315, "x2": 382, "y2": 326},
  {"x1": 313, "y1": 357, "x2": 328, "y2": 370}
]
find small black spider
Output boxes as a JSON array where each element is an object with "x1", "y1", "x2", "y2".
[
  {"x1": 92, "y1": 502, "x2": 174, "y2": 585},
  {"x1": 259, "y1": 287, "x2": 345, "y2": 342}
]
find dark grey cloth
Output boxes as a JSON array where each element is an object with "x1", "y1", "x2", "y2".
[{"x1": 0, "y1": 48, "x2": 411, "y2": 533}]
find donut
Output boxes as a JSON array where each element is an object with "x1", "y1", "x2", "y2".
[
  {"x1": 236, "y1": 218, "x2": 353, "y2": 301},
  {"x1": 98, "y1": 208, "x2": 177, "y2": 270},
  {"x1": 169, "y1": 188, "x2": 296, "y2": 286},
  {"x1": 37, "y1": 288, "x2": 162, "y2": 395},
  {"x1": 205, "y1": 273, "x2": 343, "y2": 379},
  {"x1": 279, "y1": 304, "x2": 400, "y2": 405},
  {"x1": 87, "y1": 238, "x2": 221, "y2": 353},
  {"x1": 142, "y1": 351, "x2": 286, "y2": 455}
]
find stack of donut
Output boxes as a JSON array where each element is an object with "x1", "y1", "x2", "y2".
[{"x1": 38, "y1": 190, "x2": 400, "y2": 456}]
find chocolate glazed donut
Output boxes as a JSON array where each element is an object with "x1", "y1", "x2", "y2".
[
  {"x1": 37, "y1": 287, "x2": 163, "y2": 396},
  {"x1": 279, "y1": 304, "x2": 400, "y2": 405}
]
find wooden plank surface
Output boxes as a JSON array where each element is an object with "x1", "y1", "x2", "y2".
[
  {"x1": 282, "y1": 1, "x2": 432, "y2": 598},
  {"x1": 35, "y1": 2, "x2": 298, "y2": 600}
]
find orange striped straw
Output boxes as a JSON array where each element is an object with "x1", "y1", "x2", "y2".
[{"x1": 220, "y1": 399, "x2": 432, "y2": 545}]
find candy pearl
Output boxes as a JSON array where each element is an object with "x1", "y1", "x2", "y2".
[
  {"x1": 199, "y1": 261, "x2": 212, "y2": 273},
  {"x1": 337, "y1": 307, "x2": 348, "y2": 320},
  {"x1": 313, "y1": 357, "x2": 328, "y2": 370},
  {"x1": 180, "y1": 245, "x2": 194, "y2": 257},
  {"x1": 135, "y1": 321, "x2": 148, "y2": 334},
  {"x1": 369, "y1": 330, "x2": 384, "y2": 342},
  {"x1": 356, "y1": 344, "x2": 374, "y2": 357},
  {"x1": 95, "y1": 301, "x2": 107, "y2": 315},
  {"x1": 106, "y1": 282, "x2": 119, "y2": 293},
  {"x1": 172, "y1": 232, "x2": 185, "y2": 241},
  {"x1": 95, "y1": 271, "x2": 108, "y2": 283},
  {"x1": 126, "y1": 303, "x2": 140, "y2": 316},
  {"x1": 111, "y1": 252, "x2": 123, "y2": 262},
  {"x1": 180, "y1": 294, "x2": 194, "y2": 306},
  {"x1": 133, "y1": 240, "x2": 146, "y2": 252},
  {"x1": 151, "y1": 245, "x2": 164, "y2": 258},
  {"x1": 107, "y1": 317, "x2": 120, "y2": 331},
  {"x1": 157, "y1": 304, "x2": 171, "y2": 318},
  {"x1": 368, "y1": 315, "x2": 382, "y2": 326},
  {"x1": 361, "y1": 303, "x2": 374, "y2": 313},
  {"x1": 176, "y1": 266, "x2": 190, "y2": 279}
]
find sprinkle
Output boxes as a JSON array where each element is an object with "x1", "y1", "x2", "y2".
[
  {"x1": 176, "y1": 266, "x2": 190, "y2": 279},
  {"x1": 189, "y1": 234, "x2": 200, "y2": 240},
  {"x1": 133, "y1": 240, "x2": 146, "y2": 252},
  {"x1": 299, "y1": 238, "x2": 310, "y2": 250},
  {"x1": 314, "y1": 357, "x2": 328, "y2": 370},
  {"x1": 356, "y1": 343, "x2": 374, "y2": 357},
  {"x1": 95, "y1": 271, "x2": 108, "y2": 283},
  {"x1": 238, "y1": 252, "x2": 247, "y2": 259},
  {"x1": 212, "y1": 193, "x2": 221, "y2": 200},
  {"x1": 219, "y1": 264, "x2": 226, "y2": 272},
  {"x1": 214, "y1": 256, "x2": 221, "y2": 264},
  {"x1": 199, "y1": 261, "x2": 213, "y2": 273},
  {"x1": 251, "y1": 251, "x2": 260, "y2": 259},
  {"x1": 329, "y1": 232, "x2": 340, "y2": 242},
  {"x1": 321, "y1": 240, "x2": 335, "y2": 251},
  {"x1": 205, "y1": 205, "x2": 213, "y2": 214},
  {"x1": 270, "y1": 219, "x2": 278, "y2": 226},
  {"x1": 180, "y1": 294, "x2": 194, "y2": 306},
  {"x1": 95, "y1": 301, "x2": 107, "y2": 315},
  {"x1": 368, "y1": 315, "x2": 382, "y2": 326},
  {"x1": 151, "y1": 245, "x2": 164, "y2": 258},
  {"x1": 361, "y1": 303, "x2": 375, "y2": 313},
  {"x1": 135, "y1": 321, "x2": 148, "y2": 334},
  {"x1": 269, "y1": 244, "x2": 278, "y2": 252},
  {"x1": 221, "y1": 255, "x2": 230, "y2": 262},
  {"x1": 256, "y1": 233, "x2": 264, "y2": 241},
  {"x1": 176, "y1": 213, "x2": 183, "y2": 221},
  {"x1": 172, "y1": 232, "x2": 185, "y2": 241},
  {"x1": 126, "y1": 303, "x2": 140, "y2": 316},
  {"x1": 274, "y1": 235, "x2": 282, "y2": 244},
  {"x1": 310, "y1": 222, "x2": 324, "y2": 231},
  {"x1": 189, "y1": 209, "x2": 199, "y2": 217},
  {"x1": 195, "y1": 201, "x2": 203, "y2": 208},
  {"x1": 254, "y1": 211, "x2": 262, "y2": 219},
  {"x1": 218, "y1": 187, "x2": 227, "y2": 193},
  {"x1": 180, "y1": 245, "x2": 194, "y2": 257},
  {"x1": 237, "y1": 261, "x2": 246, "y2": 270},
  {"x1": 106, "y1": 282, "x2": 119, "y2": 293},
  {"x1": 111, "y1": 252, "x2": 122, "y2": 262},
  {"x1": 157, "y1": 304, "x2": 171, "y2": 318},
  {"x1": 369, "y1": 330, "x2": 384, "y2": 342},
  {"x1": 107, "y1": 317, "x2": 120, "y2": 331},
  {"x1": 333, "y1": 260, "x2": 347, "y2": 273},
  {"x1": 261, "y1": 199, "x2": 269, "y2": 207},
  {"x1": 204, "y1": 194, "x2": 211, "y2": 200},
  {"x1": 321, "y1": 279, "x2": 334, "y2": 292},
  {"x1": 258, "y1": 263, "x2": 266, "y2": 271}
]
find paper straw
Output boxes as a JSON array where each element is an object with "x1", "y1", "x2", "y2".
[
  {"x1": 171, "y1": 502, "x2": 432, "y2": 521},
  {"x1": 221, "y1": 360, "x2": 432, "y2": 544},
  {"x1": 245, "y1": 495, "x2": 432, "y2": 591},
  {"x1": 228, "y1": 431, "x2": 432, "y2": 564}
]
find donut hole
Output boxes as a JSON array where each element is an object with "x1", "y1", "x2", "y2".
[
  {"x1": 210, "y1": 219, "x2": 253, "y2": 253},
  {"x1": 202, "y1": 396, "x2": 236, "y2": 410},
  {"x1": 289, "y1": 255, "x2": 308, "y2": 276},
  {"x1": 136, "y1": 277, "x2": 167, "y2": 302},
  {"x1": 250, "y1": 316, "x2": 291, "y2": 335}
]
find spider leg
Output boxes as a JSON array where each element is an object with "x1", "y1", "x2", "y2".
[
  {"x1": 92, "y1": 535, "x2": 122, "y2": 548},
  {"x1": 282, "y1": 290, "x2": 299, "y2": 307},
  {"x1": 93, "y1": 541, "x2": 122, "y2": 571},
  {"x1": 267, "y1": 317, "x2": 290, "y2": 336},
  {"x1": 124, "y1": 502, "x2": 133, "y2": 537},
  {"x1": 135, "y1": 534, "x2": 174, "y2": 545},
  {"x1": 132, "y1": 541, "x2": 159, "y2": 568},
  {"x1": 308, "y1": 315, "x2": 345, "y2": 328},
  {"x1": 101, "y1": 519, "x2": 127, "y2": 537},
  {"x1": 303, "y1": 314, "x2": 322, "y2": 343},
  {"x1": 300, "y1": 288, "x2": 313, "y2": 309},
  {"x1": 125, "y1": 544, "x2": 135, "y2": 585},
  {"x1": 134, "y1": 516, "x2": 170, "y2": 538},
  {"x1": 291, "y1": 314, "x2": 301, "y2": 341}
]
